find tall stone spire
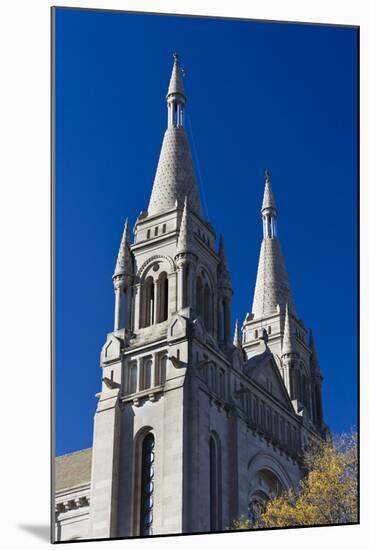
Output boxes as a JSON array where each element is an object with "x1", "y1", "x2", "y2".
[
  {"x1": 147, "y1": 54, "x2": 203, "y2": 218},
  {"x1": 113, "y1": 218, "x2": 132, "y2": 281},
  {"x1": 251, "y1": 171, "x2": 297, "y2": 319}
]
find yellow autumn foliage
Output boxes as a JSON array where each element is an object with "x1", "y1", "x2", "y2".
[{"x1": 233, "y1": 431, "x2": 358, "y2": 529}]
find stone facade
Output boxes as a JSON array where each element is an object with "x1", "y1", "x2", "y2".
[{"x1": 54, "y1": 55, "x2": 328, "y2": 542}]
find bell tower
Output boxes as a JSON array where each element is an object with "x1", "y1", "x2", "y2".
[
  {"x1": 242, "y1": 171, "x2": 325, "y2": 428},
  {"x1": 89, "y1": 54, "x2": 235, "y2": 539}
]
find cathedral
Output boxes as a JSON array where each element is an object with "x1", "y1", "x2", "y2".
[{"x1": 54, "y1": 54, "x2": 328, "y2": 541}]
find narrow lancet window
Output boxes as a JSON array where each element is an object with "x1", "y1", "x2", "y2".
[
  {"x1": 140, "y1": 433, "x2": 155, "y2": 536},
  {"x1": 157, "y1": 272, "x2": 168, "y2": 323},
  {"x1": 141, "y1": 277, "x2": 155, "y2": 328}
]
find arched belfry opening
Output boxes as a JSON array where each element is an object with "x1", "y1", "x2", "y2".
[
  {"x1": 141, "y1": 276, "x2": 155, "y2": 328},
  {"x1": 157, "y1": 272, "x2": 169, "y2": 323}
]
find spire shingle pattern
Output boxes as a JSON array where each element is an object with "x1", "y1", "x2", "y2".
[
  {"x1": 147, "y1": 127, "x2": 203, "y2": 217},
  {"x1": 252, "y1": 238, "x2": 296, "y2": 318}
]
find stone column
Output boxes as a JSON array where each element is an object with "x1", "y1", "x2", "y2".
[
  {"x1": 134, "y1": 284, "x2": 141, "y2": 331},
  {"x1": 123, "y1": 286, "x2": 132, "y2": 331},
  {"x1": 153, "y1": 280, "x2": 159, "y2": 324},
  {"x1": 152, "y1": 352, "x2": 158, "y2": 387},
  {"x1": 289, "y1": 364, "x2": 295, "y2": 399},
  {"x1": 114, "y1": 286, "x2": 122, "y2": 331},
  {"x1": 187, "y1": 265, "x2": 194, "y2": 308},
  {"x1": 137, "y1": 357, "x2": 143, "y2": 392},
  {"x1": 176, "y1": 262, "x2": 185, "y2": 311}
]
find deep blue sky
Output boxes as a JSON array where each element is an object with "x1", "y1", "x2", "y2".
[{"x1": 55, "y1": 8, "x2": 358, "y2": 456}]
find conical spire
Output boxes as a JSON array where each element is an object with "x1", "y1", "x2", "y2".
[
  {"x1": 233, "y1": 319, "x2": 242, "y2": 349},
  {"x1": 282, "y1": 303, "x2": 295, "y2": 355},
  {"x1": 251, "y1": 172, "x2": 297, "y2": 318},
  {"x1": 147, "y1": 55, "x2": 203, "y2": 218},
  {"x1": 167, "y1": 53, "x2": 186, "y2": 98},
  {"x1": 218, "y1": 234, "x2": 232, "y2": 289},
  {"x1": 262, "y1": 169, "x2": 277, "y2": 212},
  {"x1": 177, "y1": 196, "x2": 191, "y2": 254},
  {"x1": 113, "y1": 219, "x2": 132, "y2": 279}
]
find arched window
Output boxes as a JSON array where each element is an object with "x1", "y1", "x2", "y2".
[
  {"x1": 142, "y1": 277, "x2": 155, "y2": 328},
  {"x1": 196, "y1": 276, "x2": 203, "y2": 318},
  {"x1": 157, "y1": 272, "x2": 168, "y2": 323},
  {"x1": 140, "y1": 433, "x2": 155, "y2": 536},
  {"x1": 209, "y1": 434, "x2": 222, "y2": 531}
]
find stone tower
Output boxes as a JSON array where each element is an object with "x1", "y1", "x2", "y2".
[
  {"x1": 55, "y1": 55, "x2": 328, "y2": 542},
  {"x1": 242, "y1": 170, "x2": 324, "y2": 427},
  {"x1": 88, "y1": 54, "x2": 235, "y2": 538}
]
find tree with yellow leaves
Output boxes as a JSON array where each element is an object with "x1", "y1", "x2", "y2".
[{"x1": 233, "y1": 431, "x2": 358, "y2": 529}]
